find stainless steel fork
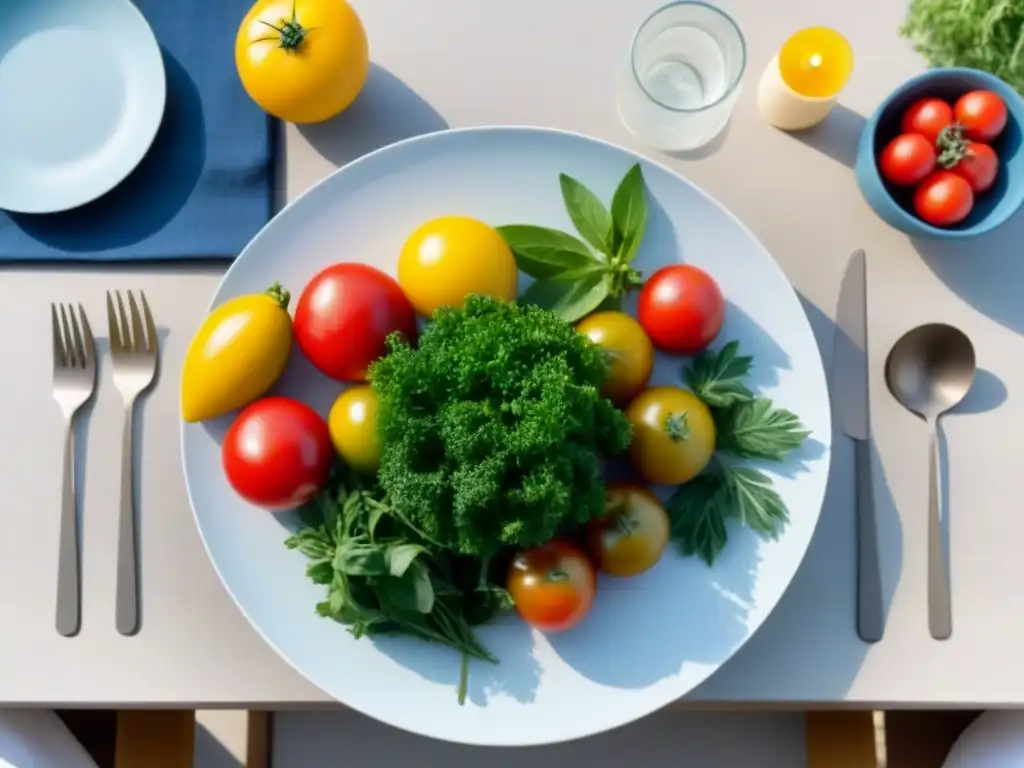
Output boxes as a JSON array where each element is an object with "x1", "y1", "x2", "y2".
[
  {"x1": 51, "y1": 303, "x2": 97, "y2": 637},
  {"x1": 107, "y1": 290, "x2": 158, "y2": 636}
]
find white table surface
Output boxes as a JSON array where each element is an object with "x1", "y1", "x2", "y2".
[{"x1": 2, "y1": 0, "x2": 1022, "y2": 708}]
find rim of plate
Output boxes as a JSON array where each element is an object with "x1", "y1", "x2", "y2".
[
  {"x1": 0, "y1": 0, "x2": 167, "y2": 214},
  {"x1": 183, "y1": 125, "x2": 832, "y2": 745}
]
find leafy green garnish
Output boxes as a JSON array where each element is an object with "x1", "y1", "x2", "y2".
[
  {"x1": 559, "y1": 173, "x2": 615, "y2": 254},
  {"x1": 684, "y1": 340, "x2": 754, "y2": 408},
  {"x1": 900, "y1": 0, "x2": 1024, "y2": 94},
  {"x1": 610, "y1": 164, "x2": 647, "y2": 263},
  {"x1": 714, "y1": 398, "x2": 811, "y2": 461},
  {"x1": 286, "y1": 466, "x2": 513, "y2": 704},
  {"x1": 499, "y1": 164, "x2": 648, "y2": 321},
  {"x1": 493, "y1": 225, "x2": 596, "y2": 280},
  {"x1": 668, "y1": 341, "x2": 810, "y2": 565},
  {"x1": 369, "y1": 295, "x2": 632, "y2": 559}
]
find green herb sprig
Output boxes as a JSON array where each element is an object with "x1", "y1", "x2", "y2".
[
  {"x1": 668, "y1": 341, "x2": 811, "y2": 565},
  {"x1": 900, "y1": 0, "x2": 1024, "y2": 94},
  {"x1": 497, "y1": 164, "x2": 648, "y2": 322},
  {"x1": 285, "y1": 466, "x2": 513, "y2": 704}
]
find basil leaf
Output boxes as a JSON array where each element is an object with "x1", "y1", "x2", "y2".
[
  {"x1": 610, "y1": 164, "x2": 648, "y2": 263},
  {"x1": 496, "y1": 225, "x2": 599, "y2": 279},
  {"x1": 520, "y1": 273, "x2": 609, "y2": 322},
  {"x1": 387, "y1": 543, "x2": 426, "y2": 577},
  {"x1": 333, "y1": 540, "x2": 388, "y2": 576},
  {"x1": 379, "y1": 563, "x2": 435, "y2": 614},
  {"x1": 548, "y1": 263, "x2": 608, "y2": 282},
  {"x1": 559, "y1": 173, "x2": 615, "y2": 255}
]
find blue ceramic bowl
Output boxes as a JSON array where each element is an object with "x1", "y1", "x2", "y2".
[{"x1": 855, "y1": 67, "x2": 1024, "y2": 239}]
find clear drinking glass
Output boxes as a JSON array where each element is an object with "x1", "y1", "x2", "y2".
[{"x1": 618, "y1": 1, "x2": 747, "y2": 152}]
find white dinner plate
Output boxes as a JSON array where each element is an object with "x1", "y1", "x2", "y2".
[
  {"x1": 0, "y1": 0, "x2": 166, "y2": 214},
  {"x1": 182, "y1": 127, "x2": 832, "y2": 746}
]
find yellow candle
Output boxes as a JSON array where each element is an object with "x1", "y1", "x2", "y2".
[{"x1": 778, "y1": 27, "x2": 854, "y2": 99}]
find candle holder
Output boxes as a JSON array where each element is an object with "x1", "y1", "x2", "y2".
[{"x1": 757, "y1": 27, "x2": 853, "y2": 131}]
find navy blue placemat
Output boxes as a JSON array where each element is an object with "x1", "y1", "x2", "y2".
[{"x1": 0, "y1": 0, "x2": 276, "y2": 262}]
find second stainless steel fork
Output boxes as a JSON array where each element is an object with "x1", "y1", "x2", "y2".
[{"x1": 107, "y1": 290, "x2": 158, "y2": 636}]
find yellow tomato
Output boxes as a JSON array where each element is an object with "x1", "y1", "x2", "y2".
[
  {"x1": 328, "y1": 385, "x2": 381, "y2": 473},
  {"x1": 235, "y1": 0, "x2": 369, "y2": 123},
  {"x1": 398, "y1": 216, "x2": 518, "y2": 316},
  {"x1": 576, "y1": 311, "x2": 654, "y2": 406},
  {"x1": 586, "y1": 483, "x2": 670, "y2": 577},
  {"x1": 181, "y1": 284, "x2": 293, "y2": 422},
  {"x1": 625, "y1": 387, "x2": 716, "y2": 485}
]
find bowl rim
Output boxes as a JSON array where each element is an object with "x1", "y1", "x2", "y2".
[{"x1": 860, "y1": 66, "x2": 1024, "y2": 239}]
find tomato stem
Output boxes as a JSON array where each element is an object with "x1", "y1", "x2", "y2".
[
  {"x1": 265, "y1": 282, "x2": 291, "y2": 310},
  {"x1": 663, "y1": 411, "x2": 690, "y2": 443},
  {"x1": 543, "y1": 569, "x2": 570, "y2": 583},
  {"x1": 256, "y1": 0, "x2": 309, "y2": 52},
  {"x1": 936, "y1": 124, "x2": 968, "y2": 169}
]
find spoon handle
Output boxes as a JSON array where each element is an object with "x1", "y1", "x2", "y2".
[{"x1": 928, "y1": 422, "x2": 952, "y2": 640}]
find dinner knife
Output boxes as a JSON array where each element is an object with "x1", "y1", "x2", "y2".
[{"x1": 833, "y1": 249, "x2": 884, "y2": 643}]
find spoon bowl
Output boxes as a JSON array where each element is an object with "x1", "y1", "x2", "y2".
[
  {"x1": 884, "y1": 322, "x2": 976, "y2": 641},
  {"x1": 885, "y1": 323, "x2": 976, "y2": 421}
]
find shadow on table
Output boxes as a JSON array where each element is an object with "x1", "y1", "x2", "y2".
[
  {"x1": 687, "y1": 293, "x2": 903, "y2": 702},
  {"x1": 785, "y1": 104, "x2": 867, "y2": 170},
  {"x1": 912, "y1": 209, "x2": 1024, "y2": 335},
  {"x1": 298, "y1": 64, "x2": 449, "y2": 168}
]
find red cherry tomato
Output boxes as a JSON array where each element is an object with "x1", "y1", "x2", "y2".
[
  {"x1": 951, "y1": 141, "x2": 999, "y2": 192},
  {"x1": 954, "y1": 90, "x2": 1008, "y2": 142},
  {"x1": 222, "y1": 397, "x2": 333, "y2": 511},
  {"x1": 902, "y1": 98, "x2": 955, "y2": 145},
  {"x1": 294, "y1": 263, "x2": 418, "y2": 382},
  {"x1": 507, "y1": 540, "x2": 596, "y2": 633},
  {"x1": 913, "y1": 171, "x2": 974, "y2": 227},
  {"x1": 878, "y1": 133, "x2": 937, "y2": 186},
  {"x1": 637, "y1": 265, "x2": 725, "y2": 355}
]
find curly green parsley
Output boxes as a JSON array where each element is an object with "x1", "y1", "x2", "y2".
[{"x1": 369, "y1": 295, "x2": 632, "y2": 559}]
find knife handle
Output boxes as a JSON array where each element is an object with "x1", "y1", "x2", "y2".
[{"x1": 855, "y1": 438, "x2": 885, "y2": 643}]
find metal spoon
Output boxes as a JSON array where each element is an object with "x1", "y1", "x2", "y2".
[{"x1": 884, "y1": 323, "x2": 975, "y2": 641}]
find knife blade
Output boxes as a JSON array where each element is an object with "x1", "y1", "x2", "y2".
[{"x1": 832, "y1": 249, "x2": 884, "y2": 643}]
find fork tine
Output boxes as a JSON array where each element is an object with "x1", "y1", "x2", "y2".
[
  {"x1": 51, "y1": 304, "x2": 66, "y2": 368},
  {"x1": 140, "y1": 291, "x2": 158, "y2": 355},
  {"x1": 79, "y1": 303, "x2": 96, "y2": 368},
  {"x1": 68, "y1": 305, "x2": 86, "y2": 370},
  {"x1": 107, "y1": 291, "x2": 121, "y2": 352},
  {"x1": 127, "y1": 291, "x2": 145, "y2": 353},
  {"x1": 115, "y1": 291, "x2": 132, "y2": 351},
  {"x1": 59, "y1": 305, "x2": 78, "y2": 368}
]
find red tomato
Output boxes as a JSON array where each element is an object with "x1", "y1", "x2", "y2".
[
  {"x1": 902, "y1": 98, "x2": 954, "y2": 145},
  {"x1": 878, "y1": 133, "x2": 937, "y2": 186},
  {"x1": 913, "y1": 171, "x2": 974, "y2": 227},
  {"x1": 951, "y1": 141, "x2": 999, "y2": 192},
  {"x1": 294, "y1": 263, "x2": 417, "y2": 382},
  {"x1": 507, "y1": 540, "x2": 596, "y2": 633},
  {"x1": 222, "y1": 397, "x2": 333, "y2": 511},
  {"x1": 954, "y1": 90, "x2": 1008, "y2": 142},
  {"x1": 637, "y1": 265, "x2": 725, "y2": 355}
]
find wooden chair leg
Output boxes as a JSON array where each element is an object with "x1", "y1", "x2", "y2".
[
  {"x1": 805, "y1": 711, "x2": 880, "y2": 768},
  {"x1": 195, "y1": 710, "x2": 271, "y2": 768},
  {"x1": 114, "y1": 710, "x2": 195, "y2": 768}
]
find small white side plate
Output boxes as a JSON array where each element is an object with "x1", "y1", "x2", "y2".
[{"x1": 0, "y1": 0, "x2": 166, "y2": 214}]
